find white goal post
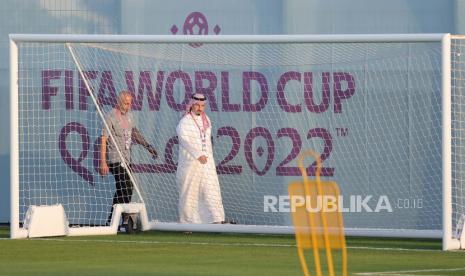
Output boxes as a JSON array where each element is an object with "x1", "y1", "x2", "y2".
[{"x1": 9, "y1": 33, "x2": 465, "y2": 250}]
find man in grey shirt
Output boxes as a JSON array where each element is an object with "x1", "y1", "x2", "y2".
[{"x1": 99, "y1": 90, "x2": 158, "y2": 226}]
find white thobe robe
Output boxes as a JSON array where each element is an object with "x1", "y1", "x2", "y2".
[{"x1": 176, "y1": 114, "x2": 225, "y2": 223}]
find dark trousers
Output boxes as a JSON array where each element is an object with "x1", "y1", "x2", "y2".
[{"x1": 107, "y1": 162, "x2": 133, "y2": 224}]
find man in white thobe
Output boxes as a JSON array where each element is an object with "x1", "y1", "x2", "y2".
[{"x1": 176, "y1": 93, "x2": 225, "y2": 224}]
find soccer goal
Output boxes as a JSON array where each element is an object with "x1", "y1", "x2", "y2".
[{"x1": 9, "y1": 33, "x2": 465, "y2": 250}]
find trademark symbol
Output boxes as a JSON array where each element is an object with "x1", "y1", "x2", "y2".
[{"x1": 336, "y1": 127, "x2": 349, "y2": 137}]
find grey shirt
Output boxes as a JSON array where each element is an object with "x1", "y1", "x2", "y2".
[{"x1": 102, "y1": 109, "x2": 134, "y2": 164}]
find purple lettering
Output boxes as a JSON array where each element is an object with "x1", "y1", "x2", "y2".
[
  {"x1": 125, "y1": 71, "x2": 157, "y2": 111},
  {"x1": 59, "y1": 122, "x2": 93, "y2": 185},
  {"x1": 165, "y1": 70, "x2": 193, "y2": 111},
  {"x1": 195, "y1": 71, "x2": 218, "y2": 111},
  {"x1": 79, "y1": 71, "x2": 98, "y2": 111},
  {"x1": 333, "y1": 72, "x2": 355, "y2": 113},
  {"x1": 243, "y1": 71, "x2": 268, "y2": 112},
  {"x1": 305, "y1": 72, "x2": 330, "y2": 113},
  {"x1": 221, "y1": 71, "x2": 240, "y2": 112},
  {"x1": 307, "y1": 128, "x2": 334, "y2": 176},
  {"x1": 98, "y1": 71, "x2": 117, "y2": 107},
  {"x1": 64, "y1": 70, "x2": 73, "y2": 110},
  {"x1": 42, "y1": 70, "x2": 61, "y2": 110},
  {"x1": 216, "y1": 126, "x2": 242, "y2": 174},
  {"x1": 277, "y1": 71, "x2": 302, "y2": 113},
  {"x1": 275, "y1": 128, "x2": 302, "y2": 175},
  {"x1": 150, "y1": 71, "x2": 164, "y2": 111},
  {"x1": 244, "y1": 127, "x2": 274, "y2": 176}
]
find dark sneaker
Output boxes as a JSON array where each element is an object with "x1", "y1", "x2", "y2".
[
  {"x1": 126, "y1": 216, "x2": 135, "y2": 234},
  {"x1": 222, "y1": 218, "x2": 237, "y2": 224}
]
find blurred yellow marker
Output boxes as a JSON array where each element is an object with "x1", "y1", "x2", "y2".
[{"x1": 288, "y1": 150, "x2": 347, "y2": 276}]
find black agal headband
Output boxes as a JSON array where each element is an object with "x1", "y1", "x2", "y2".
[{"x1": 192, "y1": 94, "x2": 206, "y2": 101}]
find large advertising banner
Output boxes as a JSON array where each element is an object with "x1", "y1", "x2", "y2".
[{"x1": 17, "y1": 37, "x2": 442, "y2": 232}]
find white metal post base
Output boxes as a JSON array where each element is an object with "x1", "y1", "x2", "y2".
[{"x1": 24, "y1": 204, "x2": 68, "y2": 238}]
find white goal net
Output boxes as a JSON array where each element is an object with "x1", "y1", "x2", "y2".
[{"x1": 9, "y1": 34, "x2": 465, "y2": 249}]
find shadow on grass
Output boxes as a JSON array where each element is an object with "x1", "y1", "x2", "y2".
[{"x1": 0, "y1": 224, "x2": 443, "y2": 251}]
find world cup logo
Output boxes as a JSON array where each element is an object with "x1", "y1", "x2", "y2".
[{"x1": 171, "y1": 11, "x2": 221, "y2": 48}]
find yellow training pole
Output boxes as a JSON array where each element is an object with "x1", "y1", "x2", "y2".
[
  {"x1": 298, "y1": 151, "x2": 335, "y2": 276},
  {"x1": 297, "y1": 151, "x2": 323, "y2": 276}
]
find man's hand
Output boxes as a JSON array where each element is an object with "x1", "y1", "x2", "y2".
[
  {"x1": 100, "y1": 162, "x2": 109, "y2": 176},
  {"x1": 198, "y1": 155, "x2": 208, "y2": 164},
  {"x1": 147, "y1": 145, "x2": 158, "y2": 159},
  {"x1": 100, "y1": 136, "x2": 109, "y2": 176}
]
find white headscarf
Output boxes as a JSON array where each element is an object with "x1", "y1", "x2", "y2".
[{"x1": 185, "y1": 93, "x2": 210, "y2": 129}]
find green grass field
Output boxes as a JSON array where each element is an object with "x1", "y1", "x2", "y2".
[{"x1": 1, "y1": 226, "x2": 464, "y2": 275}]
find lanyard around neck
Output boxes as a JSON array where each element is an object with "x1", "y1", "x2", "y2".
[
  {"x1": 115, "y1": 109, "x2": 130, "y2": 130},
  {"x1": 190, "y1": 113, "x2": 206, "y2": 137}
]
